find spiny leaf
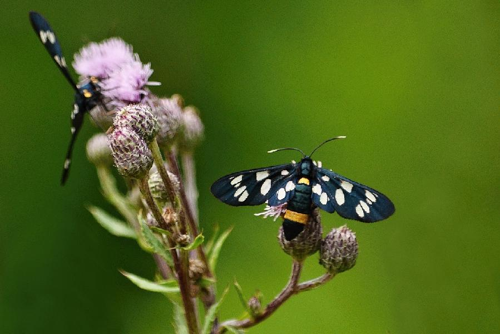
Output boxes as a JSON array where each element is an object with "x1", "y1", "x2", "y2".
[
  {"x1": 201, "y1": 286, "x2": 230, "y2": 334},
  {"x1": 209, "y1": 227, "x2": 233, "y2": 271},
  {"x1": 180, "y1": 234, "x2": 204, "y2": 251},
  {"x1": 139, "y1": 215, "x2": 173, "y2": 266},
  {"x1": 88, "y1": 206, "x2": 136, "y2": 239},
  {"x1": 120, "y1": 270, "x2": 180, "y2": 294}
]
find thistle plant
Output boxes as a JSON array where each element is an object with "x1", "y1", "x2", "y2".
[{"x1": 72, "y1": 34, "x2": 387, "y2": 334}]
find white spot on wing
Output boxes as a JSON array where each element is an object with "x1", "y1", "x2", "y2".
[
  {"x1": 313, "y1": 161, "x2": 317, "y2": 166},
  {"x1": 60, "y1": 56, "x2": 67, "y2": 67},
  {"x1": 318, "y1": 161, "x2": 322, "y2": 168},
  {"x1": 285, "y1": 181, "x2": 295, "y2": 191},
  {"x1": 238, "y1": 190, "x2": 249, "y2": 202},
  {"x1": 365, "y1": 190, "x2": 377, "y2": 202},
  {"x1": 261, "y1": 179, "x2": 271, "y2": 195},
  {"x1": 366, "y1": 199, "x2": 372, "y2": 205},
  {"x1": 340, "y1": 181, "x2": 353, "y2": 193},
  {"x1": 321, "y1": 175, "x2": 330, "y2": 182},
  {"x1": 281, "y1": 170, "x2": 289, "y2": 176},
  {"x1": 230, "y1": 175, "x2": 243, "y2": 186},
  {"x1": 54, "y1": 55, "x2": 61, "y2": 66},
  {"x1": 360, "y1": 200, "x2": 370, "y2": 213},
  {"x1": 64, "y1": 159, "x2": 71, "y2": 169},
  {"x1": 320, "y1": 192, "x2": 328, "y2": 205},
  {"x1": 39, "y1": 31, "x2": 47, "y2": 43},
  {"x1": 355, "y1": 204, "x2": 364, "y2": 218},
  {"x1": 256, "y1": 171, "x2": 269, "y2": 181},
  {"x1": 47, "y1": 31, "x2": 56, "y2": 44},
  {"x1": 335, "y1": 188, "x2": 345, "y2": 205},
  {"x1": 277, "y1": 188, "x2": 286, "y2": 200},
  {"x1": 312, "y1": 184, "x2": 322, "y2": 195},
  {"x1": 71, "y1": 127, "x2": 75, "y2": 134},
  {"x1": 234, "y1": 186, "x2": 246, "y2": 197}
]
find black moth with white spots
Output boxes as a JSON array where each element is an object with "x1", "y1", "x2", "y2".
[
  {"x1": 211, "y1": 137, "x2": 395, "y2": 241},
  {"x1": 29, "y1": 11, "x2": 101, "y2": 185}
]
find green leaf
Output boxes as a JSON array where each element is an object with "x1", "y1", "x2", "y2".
[
  {"x1": 150, "y1": 226, "x2": 171, "y2": 235},
  {"x1": 120, "y1": 270, "x2": 180, "y2": 294},
  {"x1": 233, "y1": 280, "x2": 250, "y2": 313},
  {"x1": 139, "y1": 215, "x2": 173, "y2": 266},
  {"x1": 180, "y1": 234, "x2": 204, "y2": 251},
  {"x1": 88, "y1": 206, "x2": 136, "y2": 239},
  {"x1": 173, "y1": 302, "x2": 189, "y2": 334},
  {"x1": 209, "y1": 227, "x2": 233, "y2": 271},
  {"x1": 197, "y1": 276, "x2": 216, "y2": 288},
  {"x1": 205, "y1": 224, "x2": 220, "y2": 255},
  {"x1": 201, "y1": 286, "x2": 230, "y2": 334}
]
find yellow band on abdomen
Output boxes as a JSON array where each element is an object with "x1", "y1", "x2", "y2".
[
  {"x1": 298, "y1": 177, "x2": 310, "y2": 185},
  {"x1": 284, "y1": 210, "x2": 309, "y2": 225}
]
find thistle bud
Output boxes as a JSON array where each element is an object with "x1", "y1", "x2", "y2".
[
  {"x1": 148, "y1": 171, "x2": 180, "y2": 202},
  {"x1": 178, "y1": 106, "x2": 204, "y2": 151},
  {"x1": 108, "y1": 127, "x2": 153, "y2": 179},
  {"x1": 113, "y1": 104, "x2": 159, "y2": 143},
  {"x1": 152, "y1": 97, "x2": 183, "y2": 147},
  {"x1": 188, "y1": 259, "x2": 206, "y2": 281},
  {"x1": 248, "y1": 296, "x2": 262, "y2": 317},
  {"x1": 278, "y1": 210, "x2": 322, "y2": 261},
  {"x1": 86, "y1": 133, "x2": 113, "y2": 166},
  {"x1": 173, "y1": 233, "x2": 191, "y2": 247},
  {"x1": 320, "y1": 225, "x2": 358, "y2": 274}
]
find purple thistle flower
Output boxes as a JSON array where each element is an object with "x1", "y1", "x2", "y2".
[
  {"x1": 100, "y1": 56, "x2": 160, "y2": 108},
  {"x1": 73, "y1": 38, "x2": 135, "y2": 79}
]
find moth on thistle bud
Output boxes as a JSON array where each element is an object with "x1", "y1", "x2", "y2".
[
  {"x1": 86, "y1": 133, "x2": 113, "y2": 166},
  {"x1": 278, "y1": 209, "x2": 323, "y2": 261},
  {"x1": 320, "y1": 225, "x2": 358, "y2": 273},
  {"x1": 113, "y1": 104, "x2": 159, "y2": 143},
  {"x1": 108, "y1": 127, "x2": 153, "y2": 179}
]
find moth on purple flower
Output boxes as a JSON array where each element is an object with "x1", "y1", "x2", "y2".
[
  {"x1": 29, "y1": 11, "x2": 103, "y2": 185},
  {"x1": 211, "y1": 137, "x2": 395, "y2": 241}
]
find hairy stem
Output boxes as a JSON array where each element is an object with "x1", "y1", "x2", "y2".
[
  {"x1": 181, "y1": 151, "x2": 199, "y2": 224},
  {"x1": 139, "y1": 178, "x2": 198, "y2": 334}
]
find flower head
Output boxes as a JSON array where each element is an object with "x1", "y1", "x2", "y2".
[
  {"x1": 86, "y1": 133, "x2": 113, "y2": 166},
  {"x1": 73, "y1": 38, "x2": 135, "y2": 79},
  {"x1": 320, "y1": 225, "x2": 358, "y2": 273},
  {"x1": 148, "y1": 170, "x2": 180, "y2": 203},
  {"x1": 113, "y1": 104, "x2": 159, "y2": 143},
  {"x1": 178, "y1": 106, "x2": 204, "y2": 151},
  {"x1": 101, "y1": 56, "x2": 160, "y2": 107},
  {"x1": 153, "y1": 96, "x2": 183, "y2": 147},
  {"x1": 278, "y1": 210, "x2": 322, "y2": 261},
  {"x1": 108, "y1": 127, "x2": 153, "y2": 179}
]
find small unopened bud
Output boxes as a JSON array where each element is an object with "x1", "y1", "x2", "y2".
[
  {"x1": 108, "y1": 127, "x2": 153, "y2": 179},
  {"x1": 278, "y1": 210, "x2": 322, "y2": 261},
  {"x1": 179, "y1": 106, "x2": 204, "y2": 151},
  {"x1": 189, "y1": 259, "x2": 206, "y2": 281},
  {"x1": 113, "y1": 104, "x2": 159, "y2": 143},
  {"x1": 86, "y1": 133, "x2": 113, "y2": 166},
  {"x1": 148, "y1": 171, "x2": 180, "y2": 202},
  {"x1": 173, "y1": 233, "x2": 191, "y2": 247},
  {"x1": 153, "y1": 97, "x2": 183, "y2": 147},
  {"x1": 163, "y1": 207, "x2": 178, "y2": 228},
  {"x1": 320, "y1": 225, "x2": 358, "y2": 273},
  {"x1": 248, "y1": 296, "x2": 262, "y2": 317}
]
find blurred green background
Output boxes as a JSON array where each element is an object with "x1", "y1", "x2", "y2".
[{"x1": 1, "y1": 1, "x2": 499, "y2": 333}]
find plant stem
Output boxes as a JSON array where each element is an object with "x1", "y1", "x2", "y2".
[
  {"x1": 149, "y1": 139, "x2": 179, "y2": 209},
  {"x1": 139, "y1": 178, "x2": 198, "y2": 334},
  {"x1": 181, "y1": 150, "x2": 199, "y2": 224},
  {"x1": 217, "y1": 261, "x2": 303, "y2": 332}
]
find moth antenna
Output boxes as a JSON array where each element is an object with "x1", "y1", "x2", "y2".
[
  {"x1": 309, "y1": 136, "x2": 346, "y2": 157},
  {"x1": 267, "y1": 147, "x2": 306, "y2": 157}
]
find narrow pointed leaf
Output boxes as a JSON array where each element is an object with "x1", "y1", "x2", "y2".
[
  {"x1": 201, "y1": 286, "x2": 230, "y2": 334},
  {"x1": 205, "y1": 224, "x2": 220, "y2": 255},
  {"x1": 139, "y1": 215, "x2": 173, "y2": 266},
  {"x1": 88, "y1": 206, "x2": 136, "y2": 239},
  {"x1": 120, "y1": 270, "x2": 180, "y2": 294},
  {"x1": 209, "y1": 227, "x2": 233, "y2": 271},
  {"x1": 224, "y1": 326, "x2": 245, "y2": 334},
  {"x1": 180, "y1": 234, "x2": 204, "y2": 251},
  {"x1": 173, "y1": 302, "x2": 189, "y2": 334},
  {"x1": 233, "y1": 280, "x2": 250, "y2": 313}
]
